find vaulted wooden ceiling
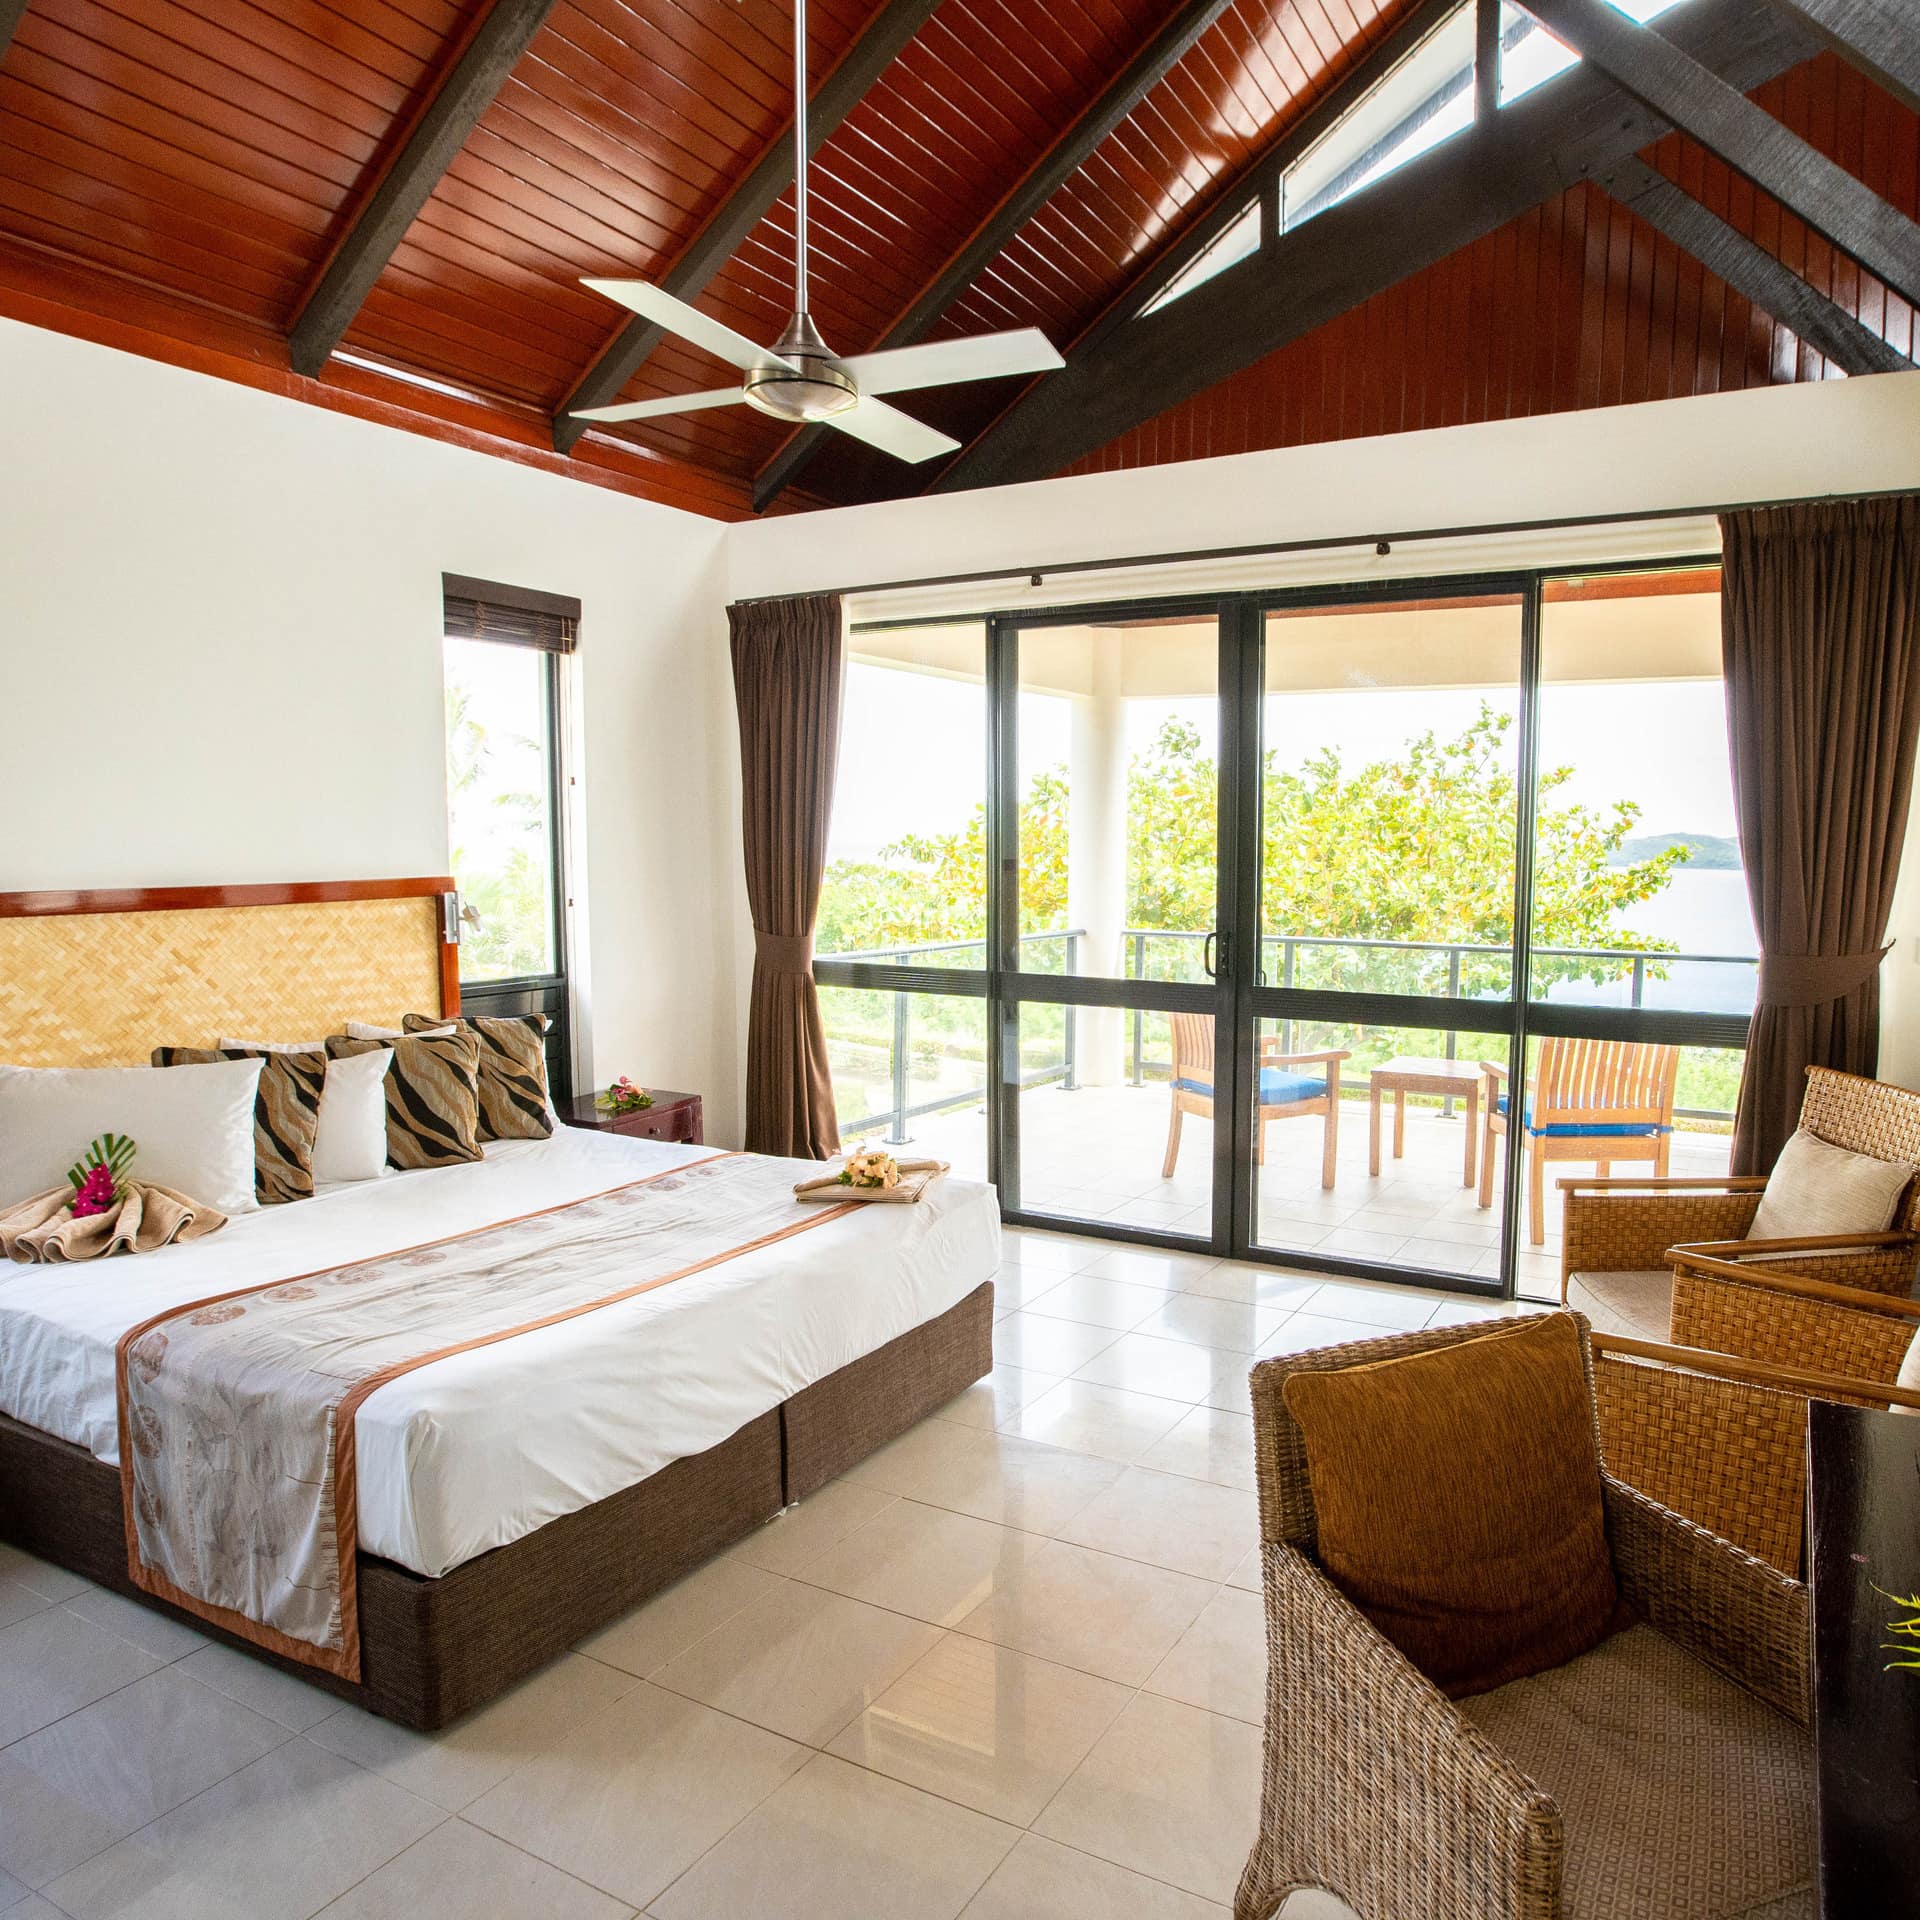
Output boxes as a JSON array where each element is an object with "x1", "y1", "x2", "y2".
[{"x1": 0, "y1": 0, "x2": 1912, "y2": 521}]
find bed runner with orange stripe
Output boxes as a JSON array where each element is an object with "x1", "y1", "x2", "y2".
[{"x1": 115, "y1": 1152, "x2": 856, "y2": 1681}]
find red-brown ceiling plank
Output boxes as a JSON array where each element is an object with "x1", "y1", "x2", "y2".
[
  {"x1": 753, "y1": 0, "x2": 1236, "y2": 509},
  {"x1": 288, "y1": 0, "x2": 561, "y2": 375}
]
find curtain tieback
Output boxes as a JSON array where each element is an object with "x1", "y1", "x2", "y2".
[
  {"x1": 1755, "y1": 945, "x2": 1892, "y2": 1008},
  {"x1": 755, "y1": 931, "x2": 815, "y2": 974}
]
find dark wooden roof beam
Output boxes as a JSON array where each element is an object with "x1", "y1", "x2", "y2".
[
  {"x1": 552, "y1": 0, "x2": 945, "y2": 456},
  {"x1": 751, "y1": 0, "x2": 1238, "y2": 511},
  {"x1": 1520, "y1": 0, "x2": 1920, "y2": 309},
  {"x1": 1757, "y1": 0, "x2": 1920, "y2": 115},
  {"x1": 1601, "y1": 155, "x2": 1913, "y2": 375},
  {"x1": 288, "y1": 0, "x2": 560, "y2": 379},
  {"x1": 934, "y1": 0, "x2": 1816, "y2": 492},
  {"x1": 0, "y1": 0, "x2": 30, "y2": 65}
]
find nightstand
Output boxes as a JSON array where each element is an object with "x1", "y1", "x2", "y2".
[{"x1": 563, "y1": 1089, "x2": 704, "y2": 1145}]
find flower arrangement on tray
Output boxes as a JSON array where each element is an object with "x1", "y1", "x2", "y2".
[
  {"x1": 597, "y1": 1076, "x2": 654, "y2": 1115},
  {"x1": 839, "y1": 1146, "x2": 900, "y2": 1191},
  {"x1": 68, "y1": 1132, "x2": 137, "y2": 1216}
]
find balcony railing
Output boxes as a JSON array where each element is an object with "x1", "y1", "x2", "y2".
[{"x1": 821, "y1": 926, "x2": 1757, "y2": 1141}]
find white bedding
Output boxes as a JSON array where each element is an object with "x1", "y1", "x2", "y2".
[{"x1": 0, "y1": 1131, "x2": 1000, "y2": 1578}]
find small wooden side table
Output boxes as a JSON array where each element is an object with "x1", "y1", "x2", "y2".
[
  {"x1": 1368, "y1": 1056, "x2": 1482, "y2": 1187},
  {"x1": 562, "y1": 1088, "x2": 704, "y2": 1146},
  {"x1": 1807, "y1": 1399, "x2": 1920, "y2": 1918}
]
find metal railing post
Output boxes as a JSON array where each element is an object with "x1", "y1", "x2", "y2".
[
  {"x1": 1281, "y1": 938, "x2": 1296, "y2": 1055},
  {"x1": 1062, "y1": 931, "x2": 1079, "y2": 1091},
  {"x1": 1631, "y1": 954, "x2": 1646, "y2": 1009},
  {"x1": 885, "y1": 951, "x2": 911, "y2": 1145},
  {"x1": 1130, "y1": 930, "x2": 1145, "y2": 1085},
  {"x1": 1443, "y1": 943, "x2": 1463, "y2": 1117}
]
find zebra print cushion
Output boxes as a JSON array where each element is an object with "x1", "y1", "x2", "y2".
[
  {"x1": 403, "y1": 1012, "x2": 554, "y2": 1142},
  {"x1": 150, "y1": 1045, "x2": 327, "y2": 1204},
  {"x1": 324, "y1": 1029, "x2": 482, "y2": 1169}
]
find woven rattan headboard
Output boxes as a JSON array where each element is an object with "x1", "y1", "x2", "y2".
[{"x1": 0, "y1": 879, "x2": 460, "y2": 1068}]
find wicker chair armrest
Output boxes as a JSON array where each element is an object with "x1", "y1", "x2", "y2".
[
  {"x1": 1560, "y1": 1187, "x2": 1765, "y2": 1280},
  {"x1": 1667, "y1": 1257, "x2": 1920, "y2": 1381},
  {"x1": 1671, "y1": 1232, "x2": 1920, "y2": 1297},
  {"x1": 1238, "y1": 1544, "x2": 1562, "y2": 1920},
  {"x1": 1602, "y1": 1474, "x2": 1809, "y2": 1726}
]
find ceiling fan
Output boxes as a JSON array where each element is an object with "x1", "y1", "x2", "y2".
[{"x1": 567, "y1": 0, "x2": 1063, "y2": 464}]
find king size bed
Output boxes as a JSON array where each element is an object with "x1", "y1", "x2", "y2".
[{"x1": 0, "y1": 878, "x2": 997, "y2": 1729}]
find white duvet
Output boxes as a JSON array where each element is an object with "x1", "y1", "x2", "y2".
[{"x1": 0, "y1": 1131, "x2": 1000, "y2": 1577}]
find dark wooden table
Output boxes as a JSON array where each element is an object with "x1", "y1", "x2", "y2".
[
  {"x1": 562, "y1": 1088, "x2": 703, "y2": 1146},
  {"x1": 1807, "y1": 1398, "x2": 1920, "y2": 1919}
]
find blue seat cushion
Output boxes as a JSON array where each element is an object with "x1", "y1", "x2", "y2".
[
  {"x1": 1495, "y1": 1094, "x2": 1669, "y2": 1138},
  {"x1": 1175, "y1": 1069, "x2": 1328, "y2": 1106}
]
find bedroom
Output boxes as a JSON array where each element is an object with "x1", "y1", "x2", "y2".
[{"x1": 2, "y1": 0, "x2": 1919, "y2": 1915}]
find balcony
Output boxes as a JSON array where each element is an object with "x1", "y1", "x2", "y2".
[{"x1": 818, "y1": 927, "x2": 1749, "y2": 1295}]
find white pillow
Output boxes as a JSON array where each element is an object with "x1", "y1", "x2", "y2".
[
  {"x1": 0, "y1": 1059, "x2": 264, "y2": 1214},
  {"x1": 221, "y1": 1037, "x2": 391, "y2": 1185},
  {"x1": 1895, "y1": 1326, "x2": 1920, "y2": 1418},
  {"x1": 1749, "y1": 1127, "x2": 1915, "y2": 1241},
  {"x1": 310, "y1": 1047, "x2": 392, "y2": 1186},
  {"x1": 343, "y1": 1020, "x2": 455, "y2": 1041}
]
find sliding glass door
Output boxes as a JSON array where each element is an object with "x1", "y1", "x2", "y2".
[
  {"x1": 1242, "y1": 585, "x2": 1529, "y2": 1291},
  {"x1": 821, "y1": 558, "x2": 1739, "y2": 1301}
]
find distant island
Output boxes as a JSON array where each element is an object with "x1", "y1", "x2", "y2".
[{"x1": 1610, "y1": 832, "x2": 1742, "y2": 870}]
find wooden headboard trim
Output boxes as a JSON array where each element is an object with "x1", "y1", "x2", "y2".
[{"x1": 0, "y1": 877, "x2": 463, "y2": 1018}]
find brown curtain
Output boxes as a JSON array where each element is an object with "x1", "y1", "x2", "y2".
[
  {"x1": 730, "y1": 592, "x2": 845, "y2": 1159},
  {"x1": 1721, "y1": 496, "x2": 1920, "y2": 1173}
]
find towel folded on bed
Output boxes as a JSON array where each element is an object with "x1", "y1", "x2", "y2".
[
  {"x1": 793, "y1": 1159, "x2": 950, "y2": 1204},
  {"x1": 0, "y1": 1183, "x2": 228, "y2": 1263}
]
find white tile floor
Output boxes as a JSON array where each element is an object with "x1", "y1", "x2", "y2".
[{"x1": 0, "y1": 1228, "x2": 1515, "y2": 1920}]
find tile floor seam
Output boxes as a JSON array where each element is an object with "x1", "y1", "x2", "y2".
[{"x1": 283, "y1": 1805, "x2": 459, "y2": 1920}]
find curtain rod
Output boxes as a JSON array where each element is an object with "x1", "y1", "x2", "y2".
[{"x1": 729, "y1": 483, "x2": 1916, "y2": 609}]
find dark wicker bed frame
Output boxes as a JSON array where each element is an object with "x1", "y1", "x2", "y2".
[{"x1": 0, "y1": 1280, "x2": 992, "y2": 1730}]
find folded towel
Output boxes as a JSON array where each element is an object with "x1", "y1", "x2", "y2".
[
  {"x1": 793, "y1": 1159, "x2": 950, "y2": 1204},
  {"x1": 0, "y1": 1182, "x2": 228, "y2": 1263}
]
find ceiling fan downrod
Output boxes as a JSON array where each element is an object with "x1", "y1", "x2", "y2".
[{"x1": 742, "y1": 0, "x2": 859, "y2": 423}]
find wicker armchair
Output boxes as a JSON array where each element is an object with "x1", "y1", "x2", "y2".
[
  {"x1": 1557, "y1": 1064, "x2": 1920, "y2": 1343},
  {"x1": 1239, "y1": 1316, "x2": 1813, "y2": 1920},
  {"x1": 1589, "y1": 1323, "x2": 1920, "y2": 1575}
]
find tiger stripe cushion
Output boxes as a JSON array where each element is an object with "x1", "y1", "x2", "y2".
[
  {"x1": 325, "y1": 1029, "x2": 482, "y2": 1169},
  {"x1": 403, "y1": 1012, "x2": 554, "y2": 1142},
  {"x1": 150, "y1": 1045, "x2": 327, "y2": 1204}
]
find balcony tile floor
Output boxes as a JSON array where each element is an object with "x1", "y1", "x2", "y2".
[
  {"x1": 0, "y1": 1203, "x2": 1597, "y2": 1920},
  {"x1": 868, "y1": 1083, "x2": 1730, "y2": 1300}
]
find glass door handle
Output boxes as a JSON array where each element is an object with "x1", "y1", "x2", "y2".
[
  {"x1": 1203, "y1": 930, "x2": 1230, "y2": 979},
  {"x1": 1203, "y1": 932, "x2": 1216, "y2": 977}
]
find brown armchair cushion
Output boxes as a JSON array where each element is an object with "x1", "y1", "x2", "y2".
[{"x1": 1282, "y1": 1312, "x2": 1621, "y2": 1697}]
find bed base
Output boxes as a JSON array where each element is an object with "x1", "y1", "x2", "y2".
[{"x1": 0, "y1": 1280, "x2": 992, "y2": 1729}]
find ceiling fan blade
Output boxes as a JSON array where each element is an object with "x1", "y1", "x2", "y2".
[
  {"x1": 840, "y1": 328, "x2": 1064, "y2": 395},
  {"x1": 825, "y1": 396, "x2": 961, "y2": 464},
  {"x1": 580, "y1": 279, "x2": 791, "y2": 375},
  {"x1": 568, "y1": 386, "x2": 746, "y2": 424}
]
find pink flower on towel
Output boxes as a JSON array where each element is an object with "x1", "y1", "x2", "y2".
[{"x1": 70, "y1": 1165, "x2": 117, "y2": 1217}]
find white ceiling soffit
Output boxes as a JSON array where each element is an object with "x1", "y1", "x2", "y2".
[{"x1": 845, "y1": 513, "x2": 1722, "y2": 627}]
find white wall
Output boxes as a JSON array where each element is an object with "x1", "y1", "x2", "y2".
[
  {"x1": 9, "y1": 323, "x2": 1920, "y2": 1134},
  {"x1": 0, "y1": 319, "x2": 746, "y2": 1142}
]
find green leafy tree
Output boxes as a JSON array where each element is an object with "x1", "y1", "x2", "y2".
[
  {"x1": 444, "y1": 682, "x2": 553, "y2": 979},
  {"x1": 818, "y1": 707, "x2": 1685, "y2": 997}
]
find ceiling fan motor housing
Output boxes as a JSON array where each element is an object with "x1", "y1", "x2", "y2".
[{"x1": 743, "y1": 310, "x2": 859, "y2": 423}]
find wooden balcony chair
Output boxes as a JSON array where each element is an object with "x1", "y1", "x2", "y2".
[
  {"x1": 1238, "y1": 1313, "x2": 1813, "y2": 1920},
  {"x1": 1557, "y1": 1065, "x2": 1920, "y2": 1344},
  {"x1": 1161, "y1": 1011, "x2": 1349, "y2": 1187},
  {"x1": 1479, "y1": 1038, "x2": 1679, "y2": 1248}
]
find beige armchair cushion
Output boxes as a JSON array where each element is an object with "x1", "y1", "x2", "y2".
[
  {"x1": 1462, "y1": 1624, "x2": 1813, "y2": 1920},
  {"x1": 1565, "y1": 1268, "x2": 1672, "y2": 1342},
  {"x1": 1749, "y1": 1127, "x2": 1914, "y2": 1241}
]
